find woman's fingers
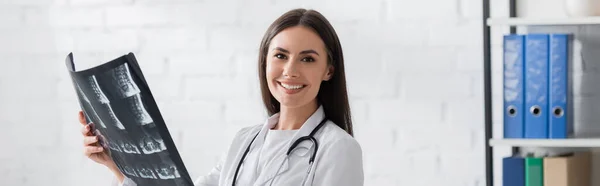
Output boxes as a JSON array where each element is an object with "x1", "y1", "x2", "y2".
[
  {"x1": 81, "y1": 124, "x2": 91, "y2": 136},
  {"x1": 83, "y1": 136, "x2": 98, "y2": 145},
  {"x1": 79, "y1": 111, "x2": 86, "y2": 125},
  {"x1": 84, "y1": 146, "x2": 104, "y2": 156}
]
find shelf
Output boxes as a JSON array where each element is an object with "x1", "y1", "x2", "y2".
[
  {"x1": 487, "y1": 16, "x2": 600, "y2": 26},
  {"x1": 489, "y1": 138, "x2": 600, "y2": 147}
]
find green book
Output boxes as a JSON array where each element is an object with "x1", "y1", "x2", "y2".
[{"x1": 525, "y1": 157, "x2": 544, "y2": 186}]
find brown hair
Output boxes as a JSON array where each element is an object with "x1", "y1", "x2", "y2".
[{"x1": 258, "y1": 8, "x2": 353, "y2": 136}]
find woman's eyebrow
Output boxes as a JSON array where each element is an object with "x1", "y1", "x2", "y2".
[
  {"x1": 300, "y1": 49, "x2": 319, "y2": 56},
  {"x1": 273, "y1": 47, "x2": 320, "y2": 56},
  {"x1": 273, "y1": 47, "x2": 289, "y2": 53}
]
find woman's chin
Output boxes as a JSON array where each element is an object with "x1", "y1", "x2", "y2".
[
  {"x1": 278, "y1": 99, "x2": 304, "y2": 108},
  {"x1": 277, "y1": 96, "x2": 319, "y2": 110}
]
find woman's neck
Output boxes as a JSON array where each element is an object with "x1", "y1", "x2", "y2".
[{"x1": 274, "y1": 100, "x2": 319, "y2": 130}]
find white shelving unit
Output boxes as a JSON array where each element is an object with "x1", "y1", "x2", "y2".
[
  {"x1": 487, "y1": 16, "x2": 600, "y2": 26},
  {"x1": 489, "y1": 138, "x2": 600, "y2": 147},
  {"x1": 484, "y1": 5, "x2": 600, "y2": 185},
  {"x1": 486, "y1": 16, "x2": 600, "y2": 149}
]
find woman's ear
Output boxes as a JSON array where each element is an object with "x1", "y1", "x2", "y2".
[{"x1": 323, "y1": 65, "x2": 334, "y2": 81}]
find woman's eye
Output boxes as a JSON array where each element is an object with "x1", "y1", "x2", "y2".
[
  {"x1": 275, "y1": 54, "x2": 287, "y2": 59},
  {"x1": 301, "y1": 57, "x2": 315, "y2": 62}
]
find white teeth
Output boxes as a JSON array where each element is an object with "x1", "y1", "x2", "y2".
[{"x1": 280, "y1": 83, "x2": 304, "y2": 90}]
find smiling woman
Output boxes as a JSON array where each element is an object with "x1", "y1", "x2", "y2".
[
  {"x1": 79, "y1": 8, "x2": 364, "y2": 186},
  {"x1": 264, "y1": 26, "x2": 335, "y2": 130},
  {"x1": 259, "y1": 9, "x2": 353, "y2": 134}
]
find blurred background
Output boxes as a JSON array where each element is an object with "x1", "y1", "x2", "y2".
[{"x1": 1, "y1": 0, "x2": 579, "y2": 186}]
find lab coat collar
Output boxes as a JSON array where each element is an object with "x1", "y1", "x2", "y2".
[
  {"x1": 254, "y1": 104, "x2": 326, "y2": 185},
  {"x1": 261, "y1": 104, "x2": 326, "y2": 149},
  {"x1": 289, "y1": 104, "x2": 326, "y2": 147}
]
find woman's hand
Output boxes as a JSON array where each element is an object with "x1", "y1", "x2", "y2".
[{"x1": 79, "y1": 111, "x2": 125, "y2": 183}]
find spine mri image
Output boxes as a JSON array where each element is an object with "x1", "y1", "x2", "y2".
[{"x1": 67, "y1": 53, "x2": 192, "y2": 186}]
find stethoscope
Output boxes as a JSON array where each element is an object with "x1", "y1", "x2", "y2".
[{"x1": 232, "y1": 117, "x2": 328, "y2": 186}]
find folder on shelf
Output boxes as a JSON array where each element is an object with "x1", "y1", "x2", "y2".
[
  {"x1": 543, "y1": 152, "x2": 592, "y2": 186},
  {"x1": 524, "y1": 34, "x2": 550, "y2": 139},
  {"x1": 503, "y1": 34, "x2": 526, "y2": 138},
  {"x1": 503, "y1": 156, "x2": 525, "y2": 186},
  {"x1": 548, "y1": 34, "x2": 573, "y2": 139},
  {"x1": 525, "y1": 157, "x2": 544, "y2": 186}
]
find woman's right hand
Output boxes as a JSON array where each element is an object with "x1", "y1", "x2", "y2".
[{"x1": 79, "y1": 111, "x2": 125, "y2": 183}]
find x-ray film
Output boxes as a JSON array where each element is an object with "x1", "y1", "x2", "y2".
[{"x1": 65, "y1": 52, "x2": 193, "y2": 186}]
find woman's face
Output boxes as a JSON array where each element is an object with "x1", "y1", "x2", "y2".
[{"x1": 266, "y1": 26, "x2": 333, "y2": 109}]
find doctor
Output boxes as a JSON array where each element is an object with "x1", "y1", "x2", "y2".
[{"x1": 78, "y1": 8, "x2": 364, "y2": 186}]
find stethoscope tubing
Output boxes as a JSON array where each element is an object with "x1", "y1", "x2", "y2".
[{"x1": 232, "y1": 117, "x2": 328, "y2": 186}]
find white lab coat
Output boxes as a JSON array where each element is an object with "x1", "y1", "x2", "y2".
[{"x1": 115, "y1": 105, "x2": 364, "y2": 186}]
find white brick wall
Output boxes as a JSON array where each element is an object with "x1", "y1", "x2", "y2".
[{"x1": 0, "y1": 0, "x2": 487, "y2": 185}]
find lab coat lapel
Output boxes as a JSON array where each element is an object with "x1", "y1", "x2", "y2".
[
  {"x1": 253, "y1": 113, "x2": 281, "y2": 156},
  {"x1": 255, "y1": 105, "x2": 326, "y2": 185},
  {"x1": 225, "y1": 114, "x2": 278, "y2": 186},
  {"x1": 255, "y1": 153, "x2": 290, "y2": 186},
  {"x1": 247, "y1": 114, "x2": 281, "y2": 183}
]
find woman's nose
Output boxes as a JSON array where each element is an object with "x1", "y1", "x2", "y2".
[{"x1": 283, "y1": 60, "x2": 300, "y2": 78}]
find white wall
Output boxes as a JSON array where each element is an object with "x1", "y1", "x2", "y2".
[{"x1": 0, "y1": 0, "x2": 487, "y2": 185}]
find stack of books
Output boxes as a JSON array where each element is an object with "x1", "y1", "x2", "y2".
[{"x1": 502, "y1": 151, "x2": 591, "y2": 186}]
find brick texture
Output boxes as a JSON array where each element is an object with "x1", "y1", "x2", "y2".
[{"x1": 0, "y1": 0, "x2": 489, "y2": 185}]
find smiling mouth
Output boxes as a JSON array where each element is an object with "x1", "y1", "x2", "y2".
[{"x1": 278, "y1": 81, "x2": 306, "y2": 90}]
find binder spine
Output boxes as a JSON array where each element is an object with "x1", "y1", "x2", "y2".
[
  {"x1": 525, "y1": 157, "x2": 544, "y2": 186},
  {"x1": 524, "y1": 34, "x2": 550, "y2": 139},
  {"x1": 503, "y1": 156, "x2": 525, "y2": 186},
  {"x1": 503, "y1": 34, "x2": 526, "y2": 138},
  {"x1": 549, "y1": 34, "x2": 570, "y2": 139}
]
